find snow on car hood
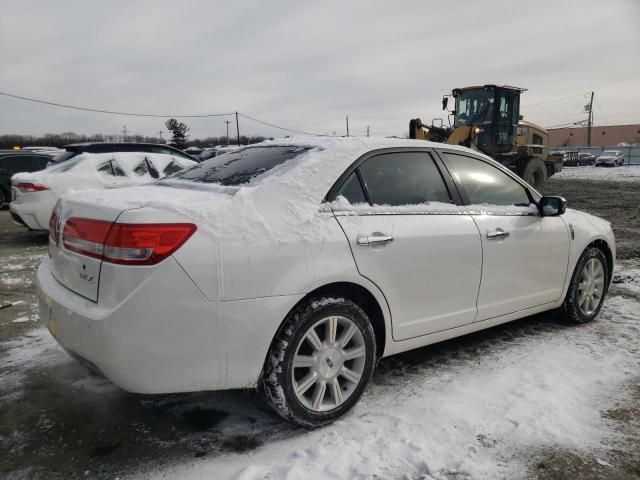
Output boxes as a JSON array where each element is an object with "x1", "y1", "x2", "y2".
[
  {"x1": 62, "y1": 137, "x2": 502, "y2": 242},
  {"x1": 11, "y1": 152, "x2": 196, "y2": 196}
]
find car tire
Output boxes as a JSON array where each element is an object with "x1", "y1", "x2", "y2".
[
  {"x1": 260, "y1": 296, "x2": 377, "y2": 428},
  {"x1": 558, "y1": 247, "x2": 609, "y2": 324},
  {"x1": 522, "y1": 158, "x2": 547, "y2": 190}
]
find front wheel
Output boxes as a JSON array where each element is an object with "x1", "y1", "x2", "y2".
[
  {"x1": 559, "y1": 247, "x2": 609, "y2": 324},
  {"x1": 261, "y1": 297, "x2": 376, "y2": 428}
]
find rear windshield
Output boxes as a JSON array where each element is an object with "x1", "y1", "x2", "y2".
[
  {"x1": 46, "y1": 157, "x2": 82, "y2": 173},
  {"x1": 169, "y1": 145, "x2": 312, "y2": 186},
  {"x1": 51, "y1": 151, "x2": 77, "y2": 164}
]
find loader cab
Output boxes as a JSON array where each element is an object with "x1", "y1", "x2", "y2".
[{"x1": 451, "y1": 85, "x2": 523, "y2": 158}]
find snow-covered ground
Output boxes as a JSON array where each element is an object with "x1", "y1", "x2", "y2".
[
  {"x1": 555, "y1": 165, "x2": 640, "y2": 182},
  {"x1": 2, "y1": 263, "x2": 639, "y2": 479}
]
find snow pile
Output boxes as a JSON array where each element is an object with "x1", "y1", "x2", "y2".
[
  {"x1": 555, "y1": 165, "x2": 640, "y2": 182},
  {"x1": 11, "y1": 152, "x2": 196, "y2": 196}
]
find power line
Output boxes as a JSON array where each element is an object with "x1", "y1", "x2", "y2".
[
  {"x1": 522, "y1": 93, "x2": 589, "y2": 108},
  {"x1": 238, "y1": 113, "x2": 321, "y2": 136},
  {"x1": 0, "y1": 91, "x2": 234, "y2": 118}
]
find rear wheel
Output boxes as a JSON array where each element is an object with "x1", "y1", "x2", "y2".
[
  {"x1": 261, "y1": 296, "x2": 376, "y2": 428},
  {"x1": 522, "y1": 158, "x2": 547, "y2": 190},
  {"x1": 559, "y1": 247, "x2": 608, "y2": 324}
]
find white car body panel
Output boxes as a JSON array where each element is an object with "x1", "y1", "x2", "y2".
[
  {"x1": 471, "y1": 214, "x2": 570, "y2": 321},
  {"x1": 336, "y1": 212, "x2": 482, "y2": 340},
  {"x1": 34, "y1": 137, "x2": 616, "y2": 394}
]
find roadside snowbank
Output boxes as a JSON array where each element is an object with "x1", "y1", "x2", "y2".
[{"x1": 555, "y1": 166, "x2": 640, "y2": 182}]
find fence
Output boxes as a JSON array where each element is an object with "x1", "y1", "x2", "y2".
[{"x1": 551, "y1": 146, "x2": 640, "y2": 165}]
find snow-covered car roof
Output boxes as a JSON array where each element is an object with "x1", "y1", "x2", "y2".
[{"x1": 12, "y1": 152, "x2": 196, "y2": 195}]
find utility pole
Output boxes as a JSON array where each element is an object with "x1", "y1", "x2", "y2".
[
  {"x1": 346, "y1": 115, "x2": 350, "y2": 137},
  {"x1": 586, "y1": 91, "x2": 594, "y2": 147},
  {"x1": 122, "y1": 125, "x2": 127, "y2": 142},
  {"x1": 235, "y1": 112, "x2": 240, "y2": 146},
  {"x1": 224, "y1": 120, "x2": 231, "y2": 146},
  {"x1": 366, "y1": 125, "x2": 370, "y2": 137},
  {"x1": 158, "y1": 130, "x2": 163, "y2": 142}
]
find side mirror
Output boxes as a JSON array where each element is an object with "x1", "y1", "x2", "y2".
[
  {"x1": 442, "y1": 96, "x2": 449, "y2": 111},
  {"x1": 539, "y1": 196, "x2": 567, "y2": 216}
]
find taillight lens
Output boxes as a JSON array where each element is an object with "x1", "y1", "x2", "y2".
[
  {"x1": 16, "y1": 182, "x2": 48, "y2": 192},
  {"x1": 62, "y1": 218, "x2": 196, "y2": 265},
  {"x1": 49, "y1": 210, "x2": 59, "y2": 245}
]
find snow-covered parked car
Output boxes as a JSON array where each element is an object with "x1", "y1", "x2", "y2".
[
  {"x1": 10, "y1": 152, "x2": 196, "y2": 231},
  {"x1": 595, "y1": 150, "x2": 624, "y2": 167},
  {"x1": 36, "y1": 138, "x2": 615, "y2": 427}
]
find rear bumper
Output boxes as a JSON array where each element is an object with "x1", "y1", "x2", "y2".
[
  {"x1": 9, "y1": 200, "x2": 51, "y2": 230},
  {"x1": 36, "y1": 256, "x2": 301, "y2": 393}
]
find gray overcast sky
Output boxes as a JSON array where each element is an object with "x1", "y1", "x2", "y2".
[{"x1": 1, "y1": 0, "x2": 639, "y2": 140}]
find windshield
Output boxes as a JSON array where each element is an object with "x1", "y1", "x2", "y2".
[
  {"x1": 168, "y1": 145, "x2": 313, "y2": 186},
  {"x1": 454, "y1": 90, "x2": 495, "y2": 127},
  {"x1": 602, "y1": 151, "x2": 619, "y2": 156}
]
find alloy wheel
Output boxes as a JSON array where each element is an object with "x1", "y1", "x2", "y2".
[
  {"x1": 577, "y1": 258, "x2": 605, "y2": 316},
  {"x1": 291, "y1": 315, "x2": 367, "y2": 412}
]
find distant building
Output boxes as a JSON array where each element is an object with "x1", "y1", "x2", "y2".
[{"x1": 548, "y1": 124, "x2": 640, "y2": 148}]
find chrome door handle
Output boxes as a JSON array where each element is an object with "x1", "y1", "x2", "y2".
[
  {"x1": 486, "y1": 228, "x2": 510, "y2": 240},
  {"x1": 357, "y1": 234, "x2": 394, "y2": 246}
]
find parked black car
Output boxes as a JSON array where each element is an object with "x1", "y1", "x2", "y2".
[
  {"x1": 0, "y1": 151, "x2": 54, "y2": 208},
  {"x1": 48, "y1": 142, "x2": 197, "y2": 165}
]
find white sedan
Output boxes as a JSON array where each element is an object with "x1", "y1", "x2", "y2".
[
  {"x1": 10, "y1": 152, "x2": 196, "y2": 231},
  {"x1": 36, "y1": 138, "x2": 615, "y2": 427},
  {"x1": 595, "y1": 150, "x2": 625, "y2": 167}
]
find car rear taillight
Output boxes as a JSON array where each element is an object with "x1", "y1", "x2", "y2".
[
  {"x1": 62, "y1": 218, "x2": 196, "y2": 265},
  {"x1": 49, "y1": 210, "x2": 59, "y2": 245},
  {"x1": 16, "y1": 182, "x2": 48, "y2": 193}
]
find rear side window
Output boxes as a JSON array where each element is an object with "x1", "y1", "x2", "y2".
[
  {"x1": 50, "y1": 151, "x2": 77, "y2": 164},
  {"x1": 0, "y1": 156, "x2": 36, "y2": 175},
  {"x1": 357, "y1": 152, "x2": 451, "y2": 206},
  {"x1": 444, "y1": 153, "x2": 530, "y2": 206},
  {"x1": 97, "y1": 160, "x2": 127, "y2": 177},
  {"x1": 171, "y1": 146, "x2": 312, "y2": 186}
]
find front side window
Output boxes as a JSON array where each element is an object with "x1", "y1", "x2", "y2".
[
  {"x1": 170, "y1": 145, "x2": 313, "y2": 186},
  {"x1": 444, "y1": 153, "x2": 531, "y2": 206},
  {"x1": 162, "y1": 160, "x2": 184, "y2": 176},
  {"x1": 357, "y1": 152, "x2": 451, "y2": 206}
]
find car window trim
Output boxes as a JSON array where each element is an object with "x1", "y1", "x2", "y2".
[
  {"x1": 325, "y1": 147, "x2": 463, "y2": 207},
  {"x1": 435, "y1": 148, "x2": 538, "y2": 212}
]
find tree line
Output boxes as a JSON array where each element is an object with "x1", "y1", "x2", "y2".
[{"x1": 0, "y1": 128, "x2": 270, "y2": 150}]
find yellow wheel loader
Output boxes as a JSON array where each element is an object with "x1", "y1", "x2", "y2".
[{"x1": 409, "y1": 85, "x2": 562, "y2": 190}]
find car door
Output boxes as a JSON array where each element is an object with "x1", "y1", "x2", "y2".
[
  {"x1": 440, "y1": 151, "x2": 570, "y2": 321},
  {"x1": 331, "y1": 149, "x2": 483, "y2": 341}
]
